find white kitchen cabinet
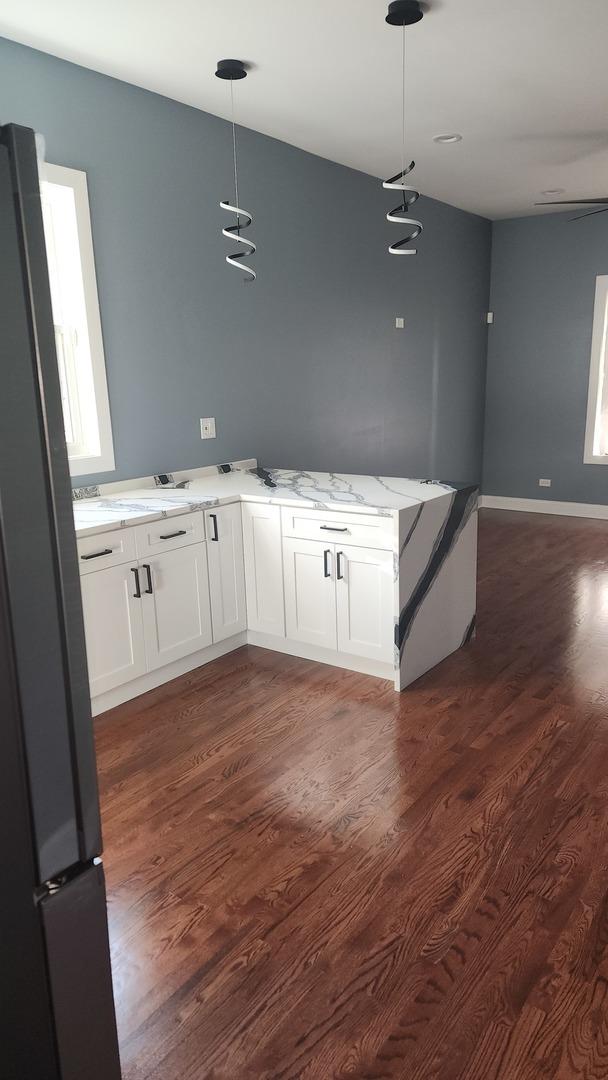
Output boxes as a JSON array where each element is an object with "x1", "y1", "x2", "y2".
[
  {"x1": 283, "y1": 539, "x2": 394, "y2": 664},
  {"x1": 242, "y1": 502, "x2": 285, "y2": 637},
  {"x1": 78, "y1": 496, "x2": 403, "y2": 710},
  {"x1": 134, "y1": 511, "x2": 205, "y2": 558},
  {"x1": 80, "y1": 561, "x2": 147, "y2": 697},
  {"x1": 205, "y1": 503, "x2": 247, "y2": 643},
  {"x1": 335, "y1": 544, "x2": 394, "y2": 663},
  {"x1": 140, "y1": 544, "x2": 213, "y2": 672},
  {"x1": 283, "y1": 537, "x2": 337, "y2": 650}
]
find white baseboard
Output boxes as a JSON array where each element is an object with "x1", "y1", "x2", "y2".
[
  {"x1": 92, "y1": 628, "x2": 397, "y2": 716},
  {"x1": 246, "y1": 630, "x2": 396, "y2": 685},
  {"x1": 480, "y1": 495, "x2": 608, "y2": 520},
  {"x1": 91, "y1": 632, "x2": 247, "y2": 715}
]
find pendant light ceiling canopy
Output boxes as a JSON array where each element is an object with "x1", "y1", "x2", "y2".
[
  {"x1": 215, "y1": 58, "x2": 256, "y2": 283},
  {"x1": 382, "y1": 0, "x2": 424, "y2": 256},
  {"x1": 215, "y1": 58, "x2": 248, "y2": 80},
  {"x1": 386, "y1": 0, "x2": 424, "y2": 26}
]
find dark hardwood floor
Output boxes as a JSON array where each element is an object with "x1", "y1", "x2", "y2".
[{"x1": 96, "y1": 508, "x2": 608, "y2": 1079}]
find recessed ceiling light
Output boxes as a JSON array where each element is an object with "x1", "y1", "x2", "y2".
[
  {"x1": 541, "y1": 188, "x2": 564, "y2": 196},
  {"x1": 433, "y1": 133, "x2": 462, "y2": 144}
]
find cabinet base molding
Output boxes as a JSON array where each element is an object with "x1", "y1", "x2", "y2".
[
  {"x1": 91, "y1": 632, "x2": 247, "y2": 716},
  {"x1": 246, "y1": 631, "x2": 396, "y2": 685},
  {"x1": 91, "y1": 629, "x2": 397, "y2": 716}
]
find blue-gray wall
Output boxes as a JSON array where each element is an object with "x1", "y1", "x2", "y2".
[
  {"x1": 0, "y1": 36, "x2": 491, "y2": 487},
  {"x1": 484, "y1": 211, "x2": 608, "y2": 503}
]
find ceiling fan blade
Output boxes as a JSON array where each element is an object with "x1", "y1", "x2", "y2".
[
  {"x1": 570, "y1": 206, "x2": 608, "y2": 221},
  {"x1": 535, "y1": 198, "x2": 608, "y2": 205}
]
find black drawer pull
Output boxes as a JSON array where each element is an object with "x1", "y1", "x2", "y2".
[
  {"x1": 142, "y1": 564, "x2": 153, "y2": 594},
  {"x1": 323, "y1": 549, "x2": 331, "y2": 578},
  {"x1": 210, "y1": 513, "x2": 219, "y2": 541},
  {"x1": 159, "y1": 529, "x2": 187, "y2": 540},
  {"x1": 320, "y1": 525, "x2": 348, "y2": 532},
  {"x1": 337, "y1": 551, "x2": 344, "y2": 580},
  {"x1": 81, "y1": 548, "x2": 113, "y2": 560},
  {"x1": 131, "y1": 567, "x2": 141, "y2": 598}
]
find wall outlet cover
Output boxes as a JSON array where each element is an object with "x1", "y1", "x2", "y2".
[
  {"x1": 395, "y1": 317, "x2": 405, "y2": 329},
  {"x1": 538, "y1": 478, "x2": 552, "y2": 487},
  {"x1": 200, "y1": 417, "x2": 216, "y2": 440}
]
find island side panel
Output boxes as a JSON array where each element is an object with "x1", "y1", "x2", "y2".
[{"x1": 395, "y1": 487, "x2": 478, "y2": 691}]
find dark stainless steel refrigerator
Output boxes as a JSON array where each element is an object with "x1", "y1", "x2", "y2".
[{"x1": 0, "y1": 124, "x2": 122, "y2": 1079}]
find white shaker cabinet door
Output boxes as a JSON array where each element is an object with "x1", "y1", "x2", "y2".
[
  {"x1": 80, "y1": 562, "x2": 147, "y2": 697},
  {"x1": 283, "y1": 537, "x2": 337, "y2": 651},
  {"x1": 335, "y1": 544, "x2": 394, "y2": 663},
  {"x1": 242, "y1": 502, "x2": 285, "y2": 637},
  {"x1": 205, "y1": 503, "x2": 247, "y2": 643},
  {"x1": 141, "y1": 544, "x2": 213, "y2": 672}
]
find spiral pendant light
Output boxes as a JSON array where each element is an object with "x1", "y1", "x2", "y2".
[
  {"x1": 215, "y1": 59, "x2": 256, "y2": 282},
  {"x1": 383, "y1": 0, "x2": 424, "y2": 256}
]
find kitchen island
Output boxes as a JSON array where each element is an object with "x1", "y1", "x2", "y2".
[{"x1": 73, "y1": 459, "x2": 477, "y2": 712}]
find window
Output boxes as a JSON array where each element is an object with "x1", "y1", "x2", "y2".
[
  {"x1": 584, "y1": 275, "x2": 608, "y2": 464},
  {"x1": 40, "y1": 163, "x2": 115, "y2": 477}
]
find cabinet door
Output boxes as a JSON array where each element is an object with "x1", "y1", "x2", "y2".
[
  {"x1": 205, "y1": 503, "x2": 247, "y2": 643},
  {"x1": 242, "y1": 502, "x2": 285, "y2": 637},
  {"x1": 141, "y1": 544, "x2": 213, "y2": 672},
  {"x1": 80, "y1": 563, "x2": 147, "y2": 697},
  {"x1": 336, "y1": 544, "x2": 394, "y2": 663},
  {"x1": 283, "y1": 537, "x2": 337, "y2": 650}
]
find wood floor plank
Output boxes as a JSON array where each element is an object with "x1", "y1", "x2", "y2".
[{"x1": 95, "y1": 509, "x2": 608, "y2": 1079}]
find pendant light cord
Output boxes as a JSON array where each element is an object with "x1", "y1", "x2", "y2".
[
  {"x1": 401, "y1": 23, "x2": 406, "y2": 183},
  {"x1": 230, "y1": 80, "x2": 240, "y2": 228}
]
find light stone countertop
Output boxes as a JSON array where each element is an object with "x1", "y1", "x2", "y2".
[{"x1": 73, "y1": 466, "x2": 469, "y2": 539}]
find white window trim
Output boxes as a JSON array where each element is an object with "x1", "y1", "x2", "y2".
[
  {"x1": 584, "y1": 274, "x2": 608, "y2": 465},
  {"x1": 42, "y1": 162, "x2": 115, "y2": 477}
]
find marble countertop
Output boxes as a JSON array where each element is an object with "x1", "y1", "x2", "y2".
[{"x1": 73, "y1": 467, "x2": 463, "y2": 538}]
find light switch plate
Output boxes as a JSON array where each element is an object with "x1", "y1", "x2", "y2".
[
  {"x1": 200, "y1": 417, "x2": 216, "y2": 440},
  {"x1": 395, "y1": 317, "x2": 405, "y2": 329}
]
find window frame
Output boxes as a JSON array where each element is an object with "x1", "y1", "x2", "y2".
[
  {"x1": 584, "y1": 274, "x2": 608, "y2": 465},
  {"x1": 41, "y1": 162, "x2": 115, "y2": 478}
]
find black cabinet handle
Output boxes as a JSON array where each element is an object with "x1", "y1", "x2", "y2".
[
  {"x1": 142, "y1": 564, "x2": 153, "y2": 594},
  {"x1": 159, "y1": 529, "x2": 187, "y2": 540},
  {"x1": 320, "y1": 525, "x2": 348, "y2": 533},
  {"x1": 323, "y1": 549, "x2": 331, "y2": 578},
  {"x1": 131, "y1": 567, "x2": 141, "y2": 598},
  {"x1": 81, "y1": 548, "x2": 113, "y2": 560},
  {"x1": 337, "y1": 551, "x2": 344, "y2": 580},
  {"x1": 210, "y1": 513, "x2": 219, "y2": 541}
]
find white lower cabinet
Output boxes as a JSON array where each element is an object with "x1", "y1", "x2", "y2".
[
  {"x1": 81, "y1": 500, "x2": 397, "y2": 708},
  {"x1": 80, "y1": 562, "x2": 147, "y2": 697},
  {"x1": 335, "y1": 544, "x2": 394, "y2": 663},
  {"x1": 141, "y1": 544, "x2": 213, "y2": 672},
  {"x1": 205, "y1": 504, "x2": 247, "y2": 643},
  {"x1": 242, "y1": 502, "x2": 285, "y2": 637},
  {"x1": 283, "y1": 537, "x2": 337, "y2": 650},
  {"x1": 283, "y1": 538, "x2": 394, "y2": 663}
]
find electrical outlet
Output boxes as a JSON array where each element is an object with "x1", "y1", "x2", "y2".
[
  {"x1": 538, "y1": 478, "x2": 551, "y2": 487},
  {"x1": 200, "y1": 417, "x2": 216, "y2": 440},
  {"x1": 395, "y1": 316, "x2": 405, "y2": 329}
]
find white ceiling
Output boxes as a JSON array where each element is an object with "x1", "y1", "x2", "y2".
[{"x1": 1, "y1": 0, "x2": 608, "y2": 219}]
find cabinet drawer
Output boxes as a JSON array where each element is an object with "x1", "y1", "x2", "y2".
[
  {"x1": 280, "y1": 506, "x2": 394, "y2": 551},
  {"x1": 77, "y1": 527, "x2": 137, "y2": 575},
  {"x1": 135, "y1": 511, "x2": 205, "y2": 556}
]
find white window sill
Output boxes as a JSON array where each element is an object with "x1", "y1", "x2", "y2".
[
  {"x1": 69, "y1": 451, "x2": 116, "y2": 478},
  {"x1": 583, "y1": 453, "x2": 608, "y2": 465}
]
